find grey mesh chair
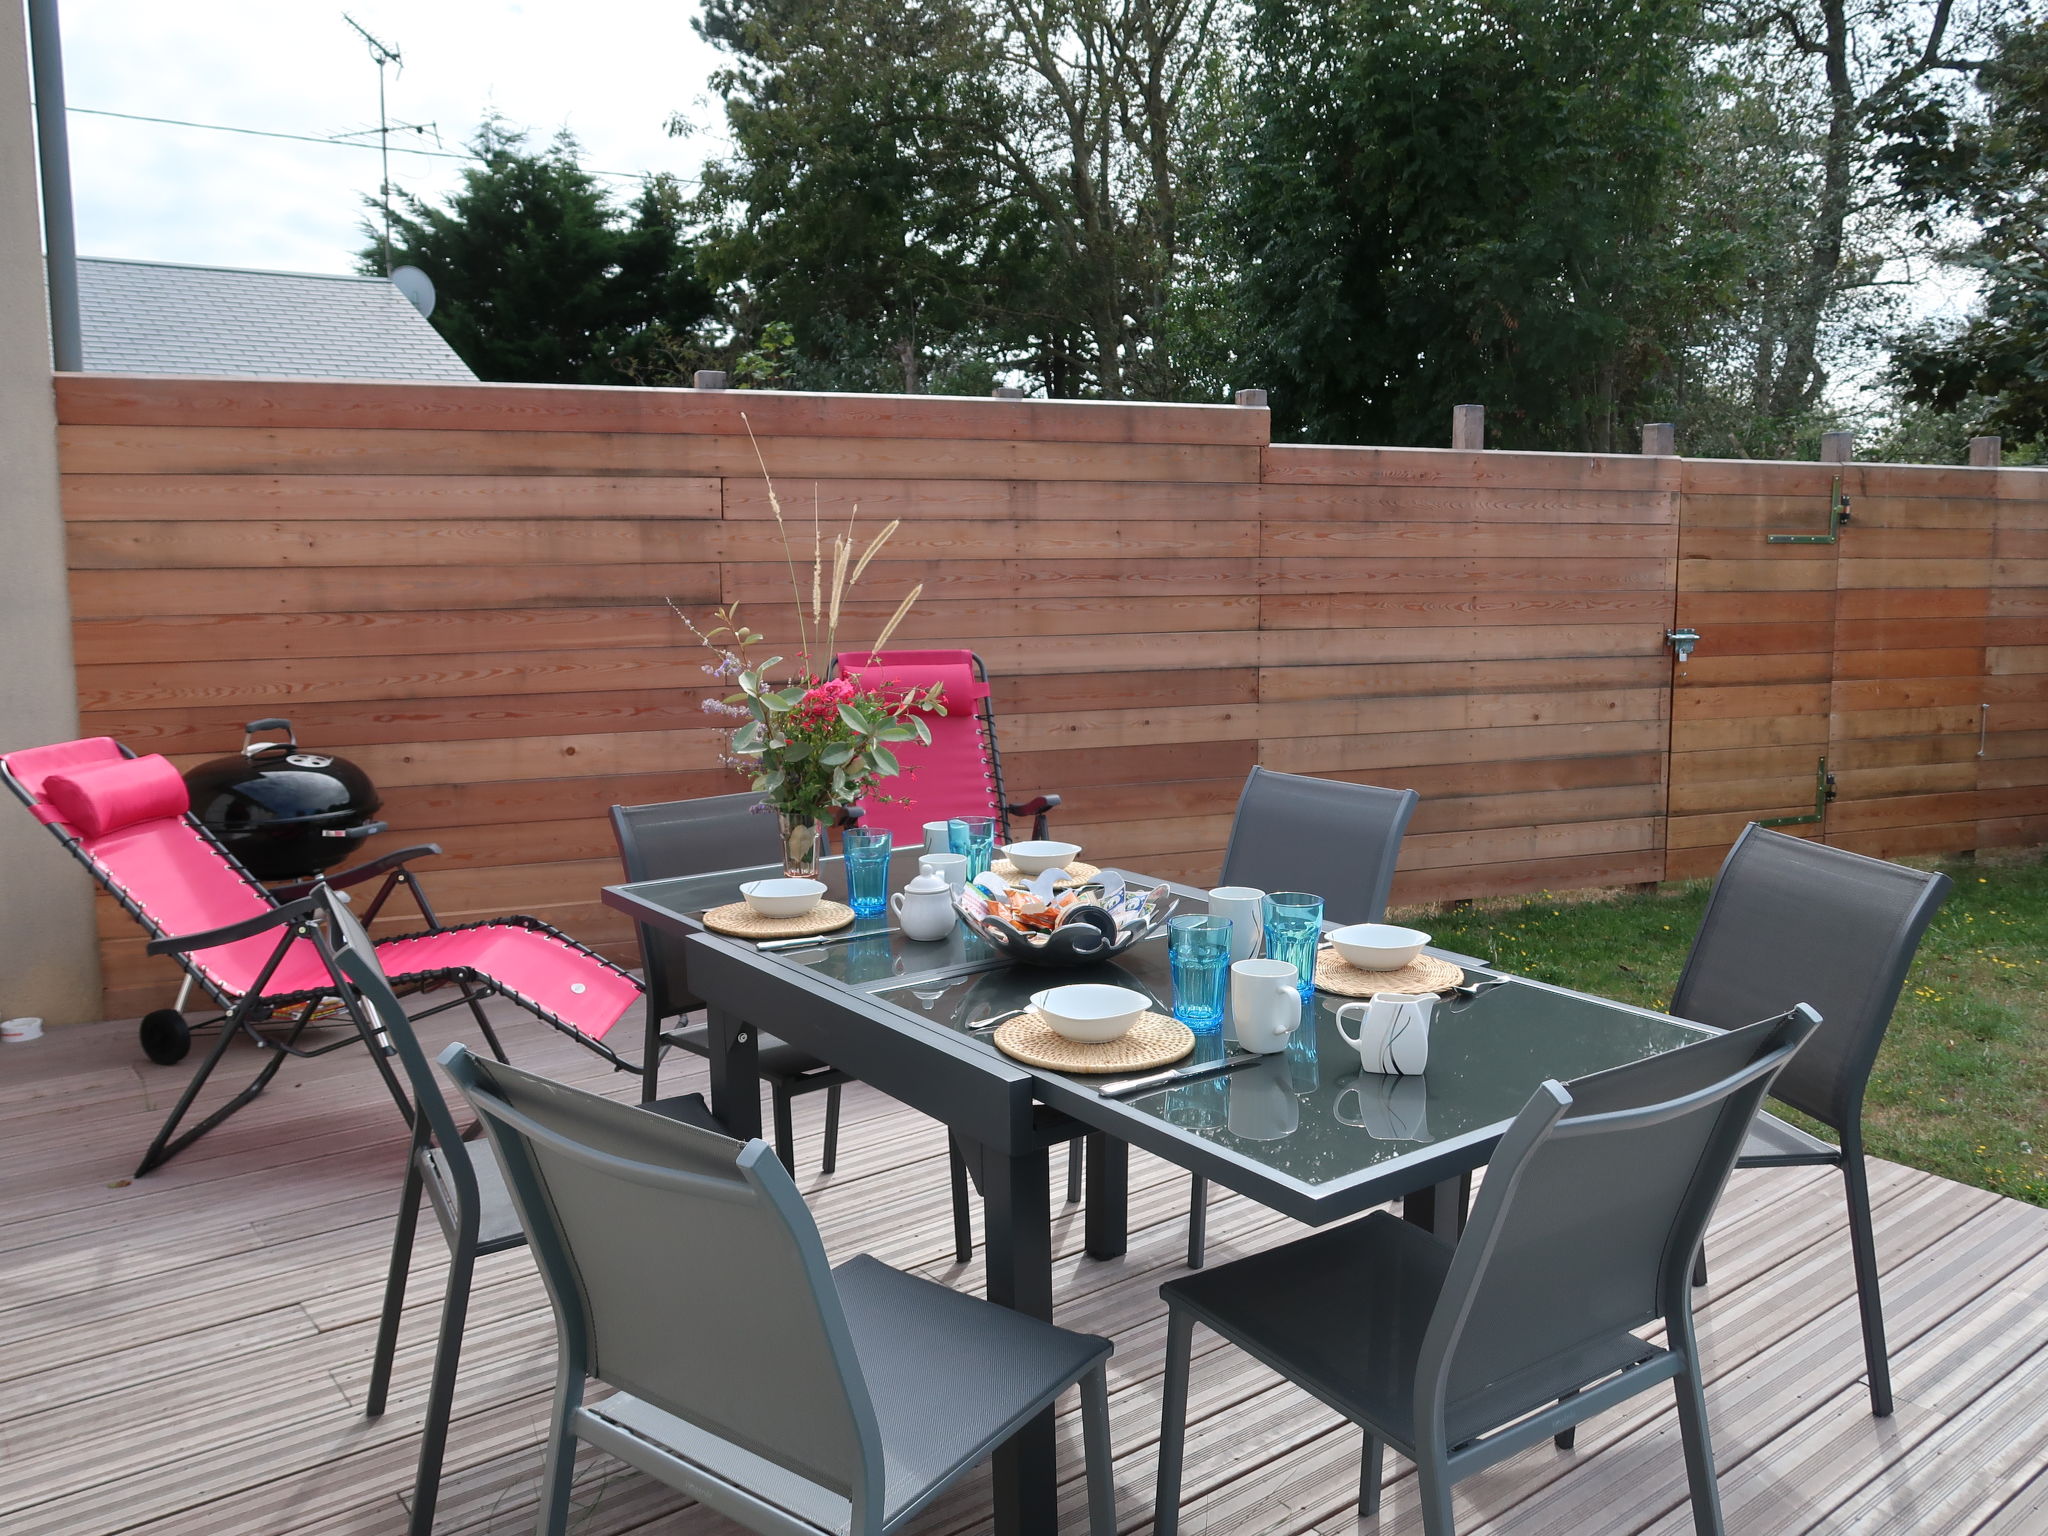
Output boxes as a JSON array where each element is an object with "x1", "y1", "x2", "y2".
[
  {"x1": 438, "y1": 1043, "x2": 1119, "y2": 1536},
  {"x1": 340, "y1": 895, "x2": 726, "y2": 1536},
  {"x1": 1187, "y1": 767, "x2": 1422, "y2": 1266},
  {"x1": 1219, "y1": 766, "x2": 1420, "y2": 926},
  {"x1": 1155, "y1": 1005, "x2": 1820, "y2": 1536},
  {"x1": 1673, "y1": 824, "x2": 1952, "y2": 1417},
  {"x1": 613, "y1": 794, "x2": 851, "y2": 1173}
]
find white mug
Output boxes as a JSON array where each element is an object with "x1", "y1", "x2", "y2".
[
  {"x1": 918, "y1": 852, "x2": 970, "y2": 893},
  {"x1": 1336, "y1": 992, "x2": 1435, "y2": 1075},
  {"x1": 1335, "y1": 1074, "x2": 1431, "y2": 1141},
  {"x1": 1227, "y1": 1065, "x2": 1299, "y2": 1141},
  {"x1": 1229, "y1": 959, "x2": 1300, "y2": 1054},
  {"x1": 1207, "y1": 886, "x2": 1265, "y2": 963},
  {"x1": 922, "y1": 821, "x2": 955, "y2": 859}
]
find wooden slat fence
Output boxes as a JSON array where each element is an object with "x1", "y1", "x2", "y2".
[{"x1": 50, "y1": 375, "x2": 2046, "y2": 1018}]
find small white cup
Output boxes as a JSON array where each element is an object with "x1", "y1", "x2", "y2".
[
  {"x1": 1229, "y1": 959, "x2": 1301, "y2": 1054},
  {"x1": 1336, "y1": 992, "x2": 1435, "y2": 1075},
  {"x1": 1207, "y1": 886, "x2": 1265, "y2": 963},
  {"x1": 1, "y1": 1016, "x2": 44, "y2": 1043},
  {"x1": 922, "y1": 821, "x2": 955, "y2": 859},
  {"x1": 918, "y1": 852, "x2": 970, "y2": 893}
]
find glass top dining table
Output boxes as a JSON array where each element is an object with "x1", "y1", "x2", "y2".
[{"x1": 606, "y1": 849, "x2": 1715, "y2": 1221}]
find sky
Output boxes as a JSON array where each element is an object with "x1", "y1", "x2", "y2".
[{"x1": 56, "y1": 1, "x2": 729, "y2": 276}]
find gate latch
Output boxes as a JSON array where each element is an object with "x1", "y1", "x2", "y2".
[{"x1": 1666, "y1": 628, "x2": 1701, "y2": 663}]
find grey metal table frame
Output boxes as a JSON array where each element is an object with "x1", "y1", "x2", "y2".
[{"x1": 604, "y1": 864, "x2": 1715, "y2": 1536}]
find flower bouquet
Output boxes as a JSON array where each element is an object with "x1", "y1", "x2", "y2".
[{"x1": 682, "y1": 424, "x2": 944, "y2": 875}]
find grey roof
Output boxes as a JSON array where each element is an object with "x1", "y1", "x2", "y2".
[{"x1": 75, "y1": 257, "x2": 476, "y2": 381}]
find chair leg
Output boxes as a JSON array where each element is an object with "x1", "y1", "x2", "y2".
[
  {"x1": 771, "y1": 1083, "x2": 797, "y2": 1173},
  {"x1": 820, "y1": 1084, "x2": 841, "y2": 1177},
  {"x1": 1360, "y1": 1428, "x2": 1384, "y2": 1516},
  {"x1": 1186, "y1": 1176, "x2": 1208, "y2": 1269},
  {"x1": 457, "y1": 981, "x2": 509, "y2": 1064},
  {"x1": 1415, "y1": 1457, "x2": 1458, "y2": 1536},
  {"x1": 1694, "y1": 1244, "x2": 1708, "y2": 1288},
  {"x1": 1079, "y1": 1363, "x2": 1116, "y2": 1536},
  {"x1": 366, "y1": 1149, "x2": 427, "y2": 1418},
  {"x1": 1841, "y1": 1149, "x2": 1894, "y2": 1417},
  {"x1": 1066, "y1": 1138, "x2": 1084, "y2": 1205},
  {"x1": 407, "y1": 1237, "x2": 478, "y2": 1536},
  {"x1": 134, "y1": 1004, "x2": 293, "y2": 1177},
  {"x1": 537, "y1": 1356, "x2": 586, "y2": 1536},
  {"x1": 1669, "y1": 1317, "x2": 1727, "y2": 1536},
  {"x1": 1154, "y1": 1307, "x2": 1195, "y2": 1536},
  {"x1": 949, "y1": 1137, "x2": 974, "y2": 1264},
  {"x1": 1553, "y1": 1386, "x2": 1580, "y2": 1451}
]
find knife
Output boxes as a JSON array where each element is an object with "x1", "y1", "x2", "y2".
[
  {"x1": 1095, "y1": 1052, "x2": 1263, "y2": 1099},
  {"x1": 754, "y1": 925, "x2": 900, "y2": 952}
]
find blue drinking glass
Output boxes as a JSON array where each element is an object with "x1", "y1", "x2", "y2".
[
  {"x1": 1168, "y1": 914, "x2": 1233, "y2": 1032},
  {"x1": 1263, "y1": 891, "x2": 1323, "y2": 999},
  {"x1": 948, "y1": 816, "x2": 997, "y2": 882},
  {"x1": 841, "y1": 828, "x2": 893, "y2": 917}
]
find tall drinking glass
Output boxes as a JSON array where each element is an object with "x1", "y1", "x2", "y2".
[
  {"x1": 1263, "y1": 891, "x2": 1323, "y2": 999},
  {"x1": 948, "y1": 816, "x2": 997, "y2": 882},
  {"x1": 841, "y1": 827, "x2": 893, "y2": 917},
  {"x1": 1168, "y1": 914, "x2": 1233, "y2": 1031}
]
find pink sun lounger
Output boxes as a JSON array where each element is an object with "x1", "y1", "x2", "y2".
[{"x1": 4, "y1": 737, "x2": 643, "y2": 1174}]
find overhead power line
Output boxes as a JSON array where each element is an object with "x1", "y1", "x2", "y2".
[{"x1": 62, "y1": 105, "x2": 693, "y2": 186}]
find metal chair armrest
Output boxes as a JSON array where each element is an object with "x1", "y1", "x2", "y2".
[
  {"x1": 274, "y1": 844, "x2": 444, "y2": 901},
  {"x1": 146, "y1": 895, "x2": 319, "y2": 956},
  {"x1": 1006, "y1": 793, "x2": 1061, "y2": 840}
]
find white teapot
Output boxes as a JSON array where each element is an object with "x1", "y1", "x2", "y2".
[{"x1": 891, "y1": 870, "x2": 957, "y2": 942}]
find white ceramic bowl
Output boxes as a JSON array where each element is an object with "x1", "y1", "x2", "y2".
[
  {"x1": 1005, "y1": 840, "x2": 1083, "y2": 877},
  {"x1": 1030, "y1": 983, "x2": 1148, "y2": 1044},
  {"x1": 1328, "y1": 923, "x2": 1431, "y2": 971},
  {"x1": 739, "y1": 877, "x2": 827, "y2": 918}
]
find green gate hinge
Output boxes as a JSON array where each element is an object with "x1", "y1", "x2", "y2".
[
  {"x1": 1760, "y1": 755, "x2": 1837, "y2": 828},
  {"x1": 1766, "y1": 477, "x2": 1852, "y2": 544}
]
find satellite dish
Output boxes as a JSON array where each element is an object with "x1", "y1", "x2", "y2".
[{"x1": 390, "y1": 265, "x2": 436, "y2": 318}]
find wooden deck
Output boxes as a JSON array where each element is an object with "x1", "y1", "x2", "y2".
[{"x1": 3, "y1": 1005, "x2": 2045, "y2": 1535}]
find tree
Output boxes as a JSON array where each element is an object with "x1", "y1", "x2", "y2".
[
  {"x1": 1229, "y1": 0, "x2": 1724, "y2": 450},
  {"x1": 366, "y1": 120, "x2": 715, "y2": 384},
  {"x1": 1890, "y1": 16, "x2": 2048, "y2": 448}
]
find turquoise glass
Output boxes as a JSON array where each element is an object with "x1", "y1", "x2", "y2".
[
  {"x1": 841, "y1": 828, "x2": 893, "y2": 916},
  {"x1": 1263, "y1": 891, "x2": 1323, "y2": 998},
  {"x1": 948, "y1": 816, "x2": 997, "y2": 881},
  {"x1": 1168, "y1": 914, "x2": 1232, "y2": 1031}
]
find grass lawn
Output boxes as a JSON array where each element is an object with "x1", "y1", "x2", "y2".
[{"x1": 1411, "y1": 848, "x2": 2048, "y2": 1208}]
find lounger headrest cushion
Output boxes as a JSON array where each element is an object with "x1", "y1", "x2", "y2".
[{"x1": 43, "y1": 754, "x2": 190, "y2": 839}]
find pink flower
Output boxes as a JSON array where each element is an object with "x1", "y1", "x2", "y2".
[{"x1": 801, "y1": 677, "x2": 859, "y2": 707}]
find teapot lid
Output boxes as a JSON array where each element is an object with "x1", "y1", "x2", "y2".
[{"x1": 904, "y1": 870, "x2": 951, "y2": 892}]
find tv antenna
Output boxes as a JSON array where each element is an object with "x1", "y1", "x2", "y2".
[{"x1": 339, "y1": 14, "x2": 438, "y2": 273}]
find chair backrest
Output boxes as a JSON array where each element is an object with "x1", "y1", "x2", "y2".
[
  {"x1": 1217, "y1": 767, "x2": 1420, "y2": 926},
  {"x1": 1669, "y1": 825, "x2": 1951, "y2": 1131},
  {"x1": 831, "y1": 649, "x2": 1003, "y2": 842},
  {"x1": 1420, "y1": 1005, "x2": 1819, "y2": 1443},
  {"x1": 610, "y1": 792, "x2": 782, "y2": 1020},
  {"x1": 438, "y1": 1043, "x2": 887, "y2": 1529},
  {"x1": 1, "y1": 737, "x2": 288, "y2": 999}
]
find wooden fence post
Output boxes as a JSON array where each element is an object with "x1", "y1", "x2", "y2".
[
  {"x1": 1234, "y1": 387, "x2": 1268, "y2": 408},
  {"x1": 1452, "y1": 404, "x2": 1484, "y2": 450},
  {"x1": 1969, "y1": 435, "x2": 2002, "y2": 467},
  {"x1": 1641, "y1": 422, "x2": 1676, "y2": 456},
  {"x1": 991, "y1": 385, "x2": 1024, "y2": 398},
  {"x1": 693, "y1": 370, "x2": 728, "y2": 390},
  {"x1": 1820, "y1": 430, "x2": 1853, "y2": 463}
]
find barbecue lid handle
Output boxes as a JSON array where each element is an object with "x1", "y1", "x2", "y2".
[{"x1": 242, "y1": 718, "x2": 297, "y2": 755}]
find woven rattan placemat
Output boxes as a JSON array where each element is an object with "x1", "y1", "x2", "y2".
[
  {"x1": 1313, "y1": 951, "x2": 1464, "y2": 999},
  {"x1": 990, "y1": 858, "x2": 1102, "y2": 888},
  {"x1": 993, "y1": 1009, "x2": 1193, "y2": 1073},
  {"x1": 702, "y1": 900, "x2": 857, "y2": 940}
]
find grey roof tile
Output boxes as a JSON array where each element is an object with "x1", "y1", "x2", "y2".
[{"x1": 75, "y1": 258, "x2": 477, "y2": 382}]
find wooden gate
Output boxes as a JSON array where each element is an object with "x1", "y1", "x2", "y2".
[{"x1": 1668, "y1": 459, "x2": 2010, "y2": 879}]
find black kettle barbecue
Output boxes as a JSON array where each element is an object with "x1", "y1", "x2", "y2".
[{"x1": 182, "y1": 719, "x2": 386, "y2": 881}]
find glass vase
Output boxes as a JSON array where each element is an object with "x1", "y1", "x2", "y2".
[{"x1": 777, "y1": 811, "x2": 824, "y2": 878}]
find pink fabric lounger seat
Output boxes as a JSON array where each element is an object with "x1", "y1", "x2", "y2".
[{"x1": 3, "y1": 736, "x2": 643, "y2": 1174}]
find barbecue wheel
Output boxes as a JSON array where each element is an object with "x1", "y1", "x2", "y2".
[{"x1": 139, "y1": 1009, "x2": 191, "y2": 1065}]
